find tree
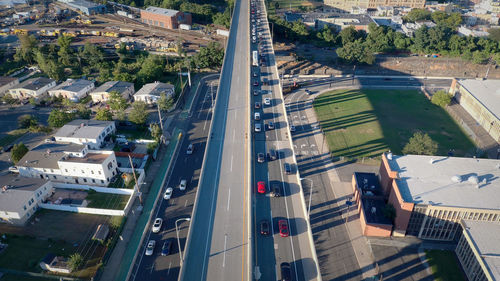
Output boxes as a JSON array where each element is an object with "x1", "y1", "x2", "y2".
[
  {"x1": 404, "y1": 8, "x2": 431, "y2": 22},
  {"x1": 489, "y1": 28, "x2": 500, "y2": 43},
  {"x1": 34, "y1": 50, "x2": 64, "y2": 81},
  {"x1": 14, "y1": 34, "x2": 38, "y2": 64},
  {"x1": 194, "y1": 42, "x2": 224, "y2": 69},
  {"x1": 108, "y1": 91, "x2": 128, "y2": 112},
  {"x1": 149, "y1": 123, "x2": 162, "y2": 142},
  {"x1": 11, "y1": 142, "x2": 28, "y2": 164},
  {"x1": 68, "y1": 253, "x2": 84, "y2": 272},
  {"x1": 137, "y1": 55, "x2": 165, "y2": 85},
  {"x1": 431, "y1": 90, "x2": 452, "y2": 107},
  {"x1": 339, "y1": 26, "x2": 358, "y2": 46},
  {"x1": 48, "y1": 109, "x2": 74, "y2": 127},
  {"x1": 76, "y1": 103, "x2": 91, "y2": 119},
  {"x1": 336, "y1": 39, "x2": 375, "y2": 65},
  {"x1": 213, "y1": 7, "x2": 231, "y2": 29},
  {"x1": 18, "y1": 114, "x2": 38, "y2": 129},
  {"x1": 472, "y1": 50, "x2": 489, "y2": 64},
  {"x1": 57, "y1": 35, "x2": 73, "y2": 67},
  {"x1": 402, "y1": 132, "x2": 438, "y2": 155},
  {"x1": 28, "y1": 97, "x2": 36, "y2": 106},
  {"x1": 128, "y1": 101, "x2": 148, "y2": 125},
  {"x1": 95, "y1": 108, "x2": 113, "y2": 121},
  {"x1": 157, "y1": 93, "x2": 174, "y2": 111}
]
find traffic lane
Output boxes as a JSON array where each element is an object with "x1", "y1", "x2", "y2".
[
  {"x1": 132, "y1": 81, "x2": 215, "y2": 281},
  {"x1": 284, "y1": 77, "x2": 451, "y2": 90}
]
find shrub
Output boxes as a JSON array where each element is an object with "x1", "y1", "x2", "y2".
[{"x1": 431, "y1": 90, "x2": 452, "y2": 107}]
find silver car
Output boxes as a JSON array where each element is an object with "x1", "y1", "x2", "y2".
[
  {"x1": 255, "y1": 123, "x2": 262, "y2": 132},
  {"x1": 145, "y1": 240, "x2": 156, "y2": 256}
]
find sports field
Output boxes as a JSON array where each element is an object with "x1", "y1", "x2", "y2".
[{"x1": 313, "y1": 89, "x2": 476, "y2": 160}]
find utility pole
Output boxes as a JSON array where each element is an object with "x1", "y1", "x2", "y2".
[{"x1": 129, "y1": 155, "x2": 142, "y2": 205}]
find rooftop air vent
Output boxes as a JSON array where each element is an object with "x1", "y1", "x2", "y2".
[
  {"x1": 429, "y1": 158, "x2": 435, "y2": 164},
  {"x1": 468, "y1": 175, "x2": 479, "y2": 185},
  {"x1": 451, "y1": 175, "x2": 462, "y2": 183},
  {"x1": 371, "y1": 207, "x2": 376, "y2": 214},
  {"x1": 387, "y1": 152, "x2": 393, "y2": 160}
]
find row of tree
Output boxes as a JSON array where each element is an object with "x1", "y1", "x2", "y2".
[{"x1": 268, "y1": 11, "x2": 500, "y2": 65}]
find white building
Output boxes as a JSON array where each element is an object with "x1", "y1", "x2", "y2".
[
  {"x1": 8, "y1": 77, "x2": 56, "y2": 100},
  {"x1": 90, "y1": 81, "x2": 135, "y2": 103},
  {"x1": 16, "y1": 142, "x2": 118, "y2": 186},
  {"x1": 0, "y1": 174, "x2": 54, "y2": 225},
  {"x1": 133, "y1": 81, "x2": 175, "y2": 104},
  {"x1": 54, "y1": 119, "x2": 116, "y2": 149},
  {"x1": 0, "y1": 76, "x2": 19, "y2": 96},
  {"x1": 48, "y1": 79, "x2": 95, "y2": 102}
]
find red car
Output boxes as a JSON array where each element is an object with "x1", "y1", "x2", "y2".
[
  {"x1": 257, "y1": 181, "x2": 266, "y2": 194},
  {"x1": 279, "y1": 220, "x2": 289, "y2": 237}
]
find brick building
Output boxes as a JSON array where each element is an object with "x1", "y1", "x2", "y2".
[{"x1": 140, "y1": 6, "x2": 192, "y2": 29}]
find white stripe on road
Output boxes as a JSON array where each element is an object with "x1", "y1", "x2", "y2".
[
  {"x1": 227, "y1": 188, "x2": 231, "y2": 211},
  {"x1": 223, "y1": 234, "x2": 228, "y2": 267}
]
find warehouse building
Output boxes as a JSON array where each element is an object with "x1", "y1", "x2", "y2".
[
  {"x1": 378, "y1": 152, "x2": 500, "y2": 240},
  {"x1": 449, "y1": 79, "x2": 500, "y2": 143},
  {"x1": 140, "y1": 6, "x2": 192, "y2": 29},
  {"x1": 455, "y1": 220, "x2": 500, "y2": 281},
  {"x1": 59, "y1": 0, "x2": 106, "y2": 15}
]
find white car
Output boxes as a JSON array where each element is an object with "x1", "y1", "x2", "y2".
[
  {"x1": 264, "y1": 98, "x2": 271, "y2": 106},
  {"x1": 164, "y1": 187, "x2": 173, "y2": 200},
  {"x1": 180, "y1": 179, "x2": 187, "y2": 191},
  {"x1": 152, "y1": 218, "x2": 163, "y2": 233},
  {"x1": 255, "y1": 123, "x2": 262, "y2": 132},
  {"x1": 254, "y1": 112, "x2": 261, "y2": 121},
  {"x1": 186, "y1": 143, "x2": 194, "y2": 155},
  {"x1": 145, "y1": 240, "x2": 156, "y2": 256}
]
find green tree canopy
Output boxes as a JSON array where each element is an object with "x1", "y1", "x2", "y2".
[
  {"x1": 213, "y1": 7, "x2": 231, "y2": 29},
  {"x1": 402, "y1": 132, "x2": 438, "y2": 155},
  {"x1": 431, "y1": 90, "x2": 452, "y2": 107},
  {"x1": 157, "y1": 93, "x2": 174, "y2": 111},
  {"x1": 14, "y1": 34, "x2": 37, "y2": 64},
  {"x1": 108, "y1": 91, "x2": 128, "y2": 112},
  {"x1": 336, "y1": 39, "x2": 375, "y2": 65},
  {"x1": 48, "y1": 109, "x2": 74, "y2": 127},
  {"x1": 57, "y1": 35, "x2": 73, "y2": 67},
  {"x1": 128, "y1": 101, "x2": 148, "y2": 125},
  {"x1": 68, "y1": 253, "x2": 84, "y2": 272},
  {"x1": 18, "y1": 114, "x2": 38, "y2": 129},
  {"x1": 11, "y1": 142, "x2": 29, "y2": 164},
  {"x1": 149, "y1": 122, "x2": 162, "y2": 142},
  {"x1": 489, "y1": 28, "x2": 500, "y2": 42},
  {"x1": 95, "y1": 108, "x2": 113, "y2": 121},
  {"x1": 404, "y1": 8, "x2": 431, "y2": 22}
]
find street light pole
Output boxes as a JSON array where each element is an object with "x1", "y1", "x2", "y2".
[
  {"x1": 175, "y1": 217, "x2": 191, "y2": 267},
  {"x1": 300, "y1": 178, "x2": 314, "y2": 217}
]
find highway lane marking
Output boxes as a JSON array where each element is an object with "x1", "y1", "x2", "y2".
[
  {"x1": 230, "y1": 155, "x2": 234, "y2": 171},
  {"x1": 227, "y1": 188, "x2": 231, "y2": 211},
  {"x1": 223, "y1": 233, "x2": 228, "y2": 267},
  {"x1": 233, "y1": 129, "x2": 236, "y2": 142},
  {"x1": 184, "y1": 199, "x2": 188, "y2": 207},
  {"x1": 167, "y1": 261, "x2": 171, "y2": 275},
  {"x1": 270, "y1": 208, "x2": 274, "y2": 236}
]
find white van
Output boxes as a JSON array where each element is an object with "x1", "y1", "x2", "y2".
[{"x1": 179, "y1": 179, "x2": 187, "y2": 191}]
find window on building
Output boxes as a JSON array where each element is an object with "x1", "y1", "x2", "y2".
[
  {"x1": 92, "y1": 179, "x2": 95, "y2": 183},
  {"x1": 160, "y1": 22, "x2": 164, "y2": 27},
  {"x1": 83, "y1": 179, "x2": 87, "y2": 182},
  {"x1": 53, "y1": 175, "x2": 56, "y2": 179},
  {"x1": 81, "y1": 170, "x2": 85, "y2": 174},
  {"x1": 98, "y1": 171, "x2": 101, "y2": 175},
  {"x1": 91, "y1": 170, "x2": 94, "y2": 174},
  {"x1": 23, "y1": 205, "x2": 26, "y2": 211},
  {"x1": 101, "y1": 180, "x2": 104, "y2": 183},
  {"x1": 28, "y1": 201, "x2": 32, "y2": 206},
  {"x1": 148, "y1": 19, "x2": 153, "y2": 25},
  {"x1": 154, "y1": 20, "x2": 158, "y2": 26}
]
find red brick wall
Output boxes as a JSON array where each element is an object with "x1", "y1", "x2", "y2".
[
  {"x1": 140, "y1": 10, "x2": 192, "y2": 29},
  {"x1": 388, "y1": 180, "x2": 414, "y2": 235},
  {"x1": 379, "y1": 153, "x2": 399, "y2": 195}
]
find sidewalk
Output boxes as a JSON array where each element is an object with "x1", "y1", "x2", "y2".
[{"x1": 301, "y1": 93, "x2": 378, "y2": 280}]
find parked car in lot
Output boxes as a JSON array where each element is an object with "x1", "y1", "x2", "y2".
[
  {"x1": 290, "y1": 125, "x2": 296, "y2": 132},
  {"x1": 161, "y1": 240, "x2": 173, "y2": 256},
  {"x1": 164, "y1": 187, "x2": 173, "y2": 200},
  {"x1": 267, "y1": 121, "x2": 275, "y2": 130},
  {"x1": 281, "y1": 262, "x2": 292, "y2": 281},
  {"x1": 145, "y1": 240, "x2": 156, "y2": 256},
  {"x1": 152, "y1": 218, "x2": 163, "y2": 233},
  {"x1": 263, "y1": 98, "x2": 271, "y2": 106},
  {"x1": 268, "y1": 149, "x2": 277, "y2": 160},
  {"x1": 260, "y1": 220, "x2": 270, "y2": 236},
  {"x1": 279, "y1": 220, "x2": 289, "y2": 237},
  {"x1": 271, "y1": 184, "x2": 281, "y2": 197},
  {"x1": 284, "y1": 163, "x2": 292, "y2": 174},
  {"x1": 257, "y1": 181, "x2": 266, "y2": 194},
  {"x1": 179, "y1": 179, "x2": 187, "y2": 191}
]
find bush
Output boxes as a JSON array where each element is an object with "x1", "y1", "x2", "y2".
[
  {"x1": 11, "y1": 142, "x2": 29, "y2": 164},
  {"x1": 402, "y1": 132, "x2": 438, "y2": 155},
  {"x1": 431, "y1": 90, "x2": 452, "y2": 107}
]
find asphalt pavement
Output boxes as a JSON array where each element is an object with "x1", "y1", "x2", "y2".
[
  {"x1": 180, "y1": 0, "x2": 252, "y2": 280},
  {"x1": 128, "y1": 77, "x2": 218, "y2": 281}
]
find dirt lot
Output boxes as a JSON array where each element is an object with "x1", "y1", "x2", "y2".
[{"x1": 0, "y1": 209, "x2": 111, "y2": 244}]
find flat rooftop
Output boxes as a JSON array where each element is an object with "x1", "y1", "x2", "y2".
[
  {"x1": 354, "y1": 172, "x2": 391, "y2": 225},
  {"x1": 388, "y1": 154, "x2": 500, "y2": 210},
  {"x1": 134, "y1": 82, "x2": 174, "y2": 97},
  {"x1": 0, "y1": 174, "x2": 50, "y2": 212},
  {"x1": 144, "y1": 6, "x2": 179, "y2": 17},
  {"x1": 457, "y1": 79, "x2": 500, "y2": 120},
  {"x1": 62, "y1": 152, "x2": 109, "y2": 164},
  {"x1": 462, "y1": 220, "x2": 500, "y2": 280},
  {"x1": 15, "y1": 77, "x2": 54, "y2": 91},
  {"x1": 18, "y1": 142, "x2": 85, "y2": 169},
  {"x1": 50, "y1": 79, "x2": 93, "y2": 93},
  {"x1": 93, "y1": 81, "x2": 133, "y2": 94}
]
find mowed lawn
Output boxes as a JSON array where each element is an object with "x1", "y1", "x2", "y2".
[
  {"x1": 425, "y1": 250, "x2": 466, "y2": 281},
  {"x1": 313, "y1": 89, "x2": 475, "y2": 159}
]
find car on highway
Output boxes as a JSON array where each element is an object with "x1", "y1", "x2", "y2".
[
  {"x1": 254, "y1": 112, "x2": 261, "y2": 121},
  {"x1": 284, "y1": 163, "x2": 292, "y2": 174},
  {"x1": 280, "y1": 262, "x2": 292, "y2": 281},
  {"x1": 179, "y1": 179, "x2": 187, "y2": 191},
  {"x1": 253, "y1": 72, "x2": 258, "y2": 77},
  {"x1": 8, "y1": 166, "x2": 19, "y2": 173},
  {"x1": 290, "y1": 125, "x2": 296, "y2": 132},
  {"x1": 257, "y1": 152, "x2": 265, "y2": 163},
  {"x1": 305, "y1": 89, "x2": 311, "y2": 94},
  {"x1": 263, "y1": 98, "x2": 271, "y2": 106},
  {"x1": 152, "y1": 218, "x2": 163, "y2": 233},
  {"x1": 186, "y1": 143, "x2": 194, "y2": 155},
  {"x1": 254, "y1": 123, "x2": 262, "y2": 132},
  {"x1": 161, "y1": 240, "x2": 173, "y2": 256},
  {"x1": 271, "y1": 184, "x2": 281, "y2": 197},
  {"x1": 254, "y1": 102, "x2": 261, "y2": 109},
  {"x1": 267, "y1": 121, "x2": 275, "y2": 130},
  {"x1": 260, "y1": 220, "x2": 270, "y2": 236},
  {"x1": 253, "y1": 90, "x2": 259, "y2": 96},
  {"x1": 163, "y1": 187, "x2": 173, "y2": 200},
  {"x1": 253, "y1": 81, "x2": 259, "y2": 87},
  {"x1": 145, "y1": 240, "x2": 156, "y2": 256},
  {"x1": 257, "y1": 181, "x2": 266, "y2": 194},
  {"x1": 268, "y1": 149, "x2": 277, "y2": 160},
  {"x1": 278, "y1": 220, "x2": 289, "y2": 237}
]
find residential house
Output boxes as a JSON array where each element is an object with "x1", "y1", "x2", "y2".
[
  {"x1": 39, "y1": 253, "x2": 71, "y2": 273},
  {"x1": 133, "y1": 82, "x2": 175, "y2": 104},
  {"x1": 90, "y1": 81, "x2": 134, "y2": 103},
  {"x1": 0, "y1": 76, "x2": 19, "y2": 96},
  {"x1": 16, "y1": 142, "x2": 118, "y2": 186},
  {"x1": 8, "y1": 77, "x2": 56, "y2": 100},
  {"x1": 54, "y1": 119, "x2": 116, "y2": 149},
  {"x1": 48, "y1": 79, "x2": 95, "y2": 102},
  {"x1": 0, "y1": 174, "x2": 54, "y2": 225}
]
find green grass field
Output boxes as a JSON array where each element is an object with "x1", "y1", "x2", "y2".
[
  {"x1": 86, "y1": 192, "x2": 130, "y2": 210},
  {"x1": 313, "y1": 89, "x2": 476, "y2": 160},
  {"x1": 425, "y1": 250, "x2": 466, "y2": 281},
  {"x1": 266, "y1": 0, "x2": 321, "y2": 13}
]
